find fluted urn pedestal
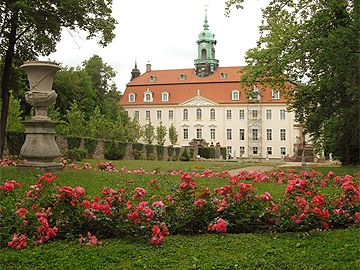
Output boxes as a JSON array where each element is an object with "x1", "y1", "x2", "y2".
[{"x1": 17, "y1": 61, "x2": 63, "y2": 172}]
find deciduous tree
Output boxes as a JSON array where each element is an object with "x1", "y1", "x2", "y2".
[
  {"x1": 227, "y1": 0, "x2": 359, "y2": 164},
  {"x1": 156, "y1": 122, "x2": 167, "y2": 146},
  {"x1": 0, "y1": 0, "x2": 117, "y2": 157},
  {"x1": 168, "y1": 123, "x2": 178, "y2": 146}
]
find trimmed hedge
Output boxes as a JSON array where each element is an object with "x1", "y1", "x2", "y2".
[
  {"x1": 220, "y1": 147, "x2": 226, "y2": 159},
  {"x1": 145, "y1": 144, "x2": 154, "y2": 160},
  {"x1": 175, "y1": 147, "x2": 180, "y2": 157},
  {"x1": 167, "y1": 145, "x2": 174, "y2": 157},
  {"x1": 5, "y1": 131, "x2": 25, "y2": 156},
  {"x1": 84, "y1": 137, "x2": 98, "y2": 158},
  {"x1": 156, "y1": 145, "x2": 164, "y2": 160},
  {"x1": 67, "y1": 136, "x2": 82, "y2": 149},
  {"x1": 132, "y1": 142, "x2": 143, "y2": 152},
  {"x1": 190, "y1": 148, "x2": 194, "y2": 159},
  {"x1": 104, "y1": 141, "x2": 125, "y2": 160},
  {"x1": 198, "y1": 147, "x2": 215, "y2": 159}
]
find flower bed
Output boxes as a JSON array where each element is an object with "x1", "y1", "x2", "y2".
[{"x1": 1, "y1": 163, "x2": 359, "y2": 250}]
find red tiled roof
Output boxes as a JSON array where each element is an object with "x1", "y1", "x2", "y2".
[{"x1": 118, "y1": 66, "x2": 286, "y2": 106}]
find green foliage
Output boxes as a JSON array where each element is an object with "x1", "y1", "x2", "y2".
[
  {"x1": 66, "y1": 148, "x2": 88, "y2": 161},
  {"x1": 189, "y1": 148, "x2": 194, "y2": 159},
  {"x1": 145, "y1": 144, "x2": 154, "y2": 160},
  {"x1": 142, "y1": 120, "x2": 155, "y2": 145},
  {"x1": 103, "y1": 140, "x2": 112, "y2": 151},
  {"x1": 67, "y1": 136, "x2": 82, "y2": 150},
  {"x1": 156, "y1": 122, "x2": 167, "y2": 145},
  {"x1": 5, "y1": 91, "x2": 25, "y2": 132},
  {"x1": 198, "y1": 147, "x2": 216, "y2": 159},
  {"x1": 156, "y1": 145, "x2": 164, "y2": 160},
  {"x1": 104, "y1": 141, "x2": 125, "y2": 160},
  {"x1": 220, "y1": 147, "x2": 226, "y2": 159},
  {"x1": 130, "y1": 149, "x2": 142, "y2": 160},
  {"x1": 132, "y1": 142, "x2": 143, "y2": 152},
  {"x1": 179, "y1": 149, "x2": 190, "y2": 161},
  {"x1": 126, "y1": 116, "x2": 142, "y2": 143},
  {"x1": 175, "y1": 147, "x2": 180, "y2": 157},
  {"x1": 171, "y1": 155, "x2": 178, "y2": 161},
  {"x1": 168, "y1": 123, "x2": 178, "y2": 145},
  {"x1": 167, "y1": 145, "x2": 174, "y2": 158},
  {"x1": 232, "y1": 0, "x2": 359, "y2": 164},
  {"x1": 84, "y1": 138, "x2": 98, "y2": 158},
  {"x1": 5, "y1": 131, "x2": 25, "y2": 156},
  {"x1": 60, "y1": 102, "x2": 86, "y2": 137},
  {"x1": 86, "y1": 106, "x2": 111, "y2": 139}
]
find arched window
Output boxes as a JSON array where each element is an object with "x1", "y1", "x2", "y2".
[
  {"x1": 196, "y1": 108, "x2": 202, "y2": 120},
  {"x1": 202, "y1": 49, "x2": 207, "y2": 58},
  {"x1": 210, "y1": 108, "x2": 215, "y2": 120},
  {"x1": 183, "y1": 108, "x2": 188, "y2": 120}
]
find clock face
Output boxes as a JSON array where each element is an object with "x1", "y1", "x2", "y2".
[{"x1": 202, "y1": 42, "x2": 206, "y2": 47}]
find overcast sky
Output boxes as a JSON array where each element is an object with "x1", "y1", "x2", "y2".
[{"x1": 40, "y1": 0, "x2": 270, "y2": 93}]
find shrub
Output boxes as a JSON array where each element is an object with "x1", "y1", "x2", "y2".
[
  {"x1": 220, "y1": 147, "x2": 226, "y2": 159},
  {"x1": 66, "y1": 148, "x2": 88, "y2": 161},
  {"x1": 5, "y1": 131, "x2": 25, "y2": 156},
  {"x1": 198, "y1": 147, "x2": 216, "y2": 159},
  {"x1": 156, "y1": 145, "x2": 164, "y2": 160},
  {"x1": 180, "y1": 149, "x2": 190, "y2": 161},
  {"x1": 148, "y1": 153, "x2": 156, "y2": 160},
  {"x1": 130, "y1": 149, "x2": 142, "y2": 160},
  {"x1": 175, "y1": 147, "x2": 180, "y2": 157},
  {"x1": 145, "y1": 144, "x2": 154, "y2": 160},
  {"x1": 167, "y1": 145, "x2": 174, "y2": 158},
  {"x1": 171, "y1": 155, "x2": 178, "y2": 161},
  {"x1": 104, "y1": 142, "x2": 125, "y2": 160},
  {"x1": 132, "y1": 142, "x2": 143, "y2": 152},
  {"x1": 189, "y1": 148, "x2": 194, "y2": 159},
  {"x1": 67, "y1": 136, "x2": 82, "y2": 149},
  {"x1": 84, "y1": 138, "x2": 98, "y2": 158}
]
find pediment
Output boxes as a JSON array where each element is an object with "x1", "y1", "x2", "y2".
[{"x1": 179, "y1": 95, "x2": 218, "y2": 107}]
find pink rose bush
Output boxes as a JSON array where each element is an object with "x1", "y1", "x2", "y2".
[{"x1": 1, "y1": 167, "x2": 359, "y2": 250}]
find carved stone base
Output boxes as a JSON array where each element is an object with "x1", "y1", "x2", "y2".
[
  {"x1": 18, "y1": 120, "x2": 63, "y2": 172},
  {"x1": 17, "y1": 161, "x2": 63, "y2": 172}
]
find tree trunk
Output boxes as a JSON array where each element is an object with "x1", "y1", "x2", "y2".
[{"x1": 0, "y1": 10, "x2": 18, "y2": 158}]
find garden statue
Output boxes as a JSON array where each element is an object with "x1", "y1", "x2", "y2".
[
  {"x1": 301, "y1": 149, "x2": 306, "y2": 167},
  {"x1": 238, "y1": 149, "x2": 244, "y2": 165},
  {"x1": 17, "y1": 61, "x2": 63, "y2": 172}
]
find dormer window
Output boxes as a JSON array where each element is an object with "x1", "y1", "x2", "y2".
[
  {"x1": 162, "y1": 92, "x2": 169, "y2": 102},
  {"x1": 231, "y1": 89, "x2": 239, "y2": 101},
  {"x1": 128, "y1": 93, "x2": 136, "y2": 103},
  {"x1": 272, "y1": 89, "x2": 280, "y2": 100},
  {"x1": 180, "y1": 74, "x2": 186, "y2": 80},
  {"x1": 150, "y1": 75, "x2": 156, "y2": 82},
  {"x1": 143, "y1": 89, "x2": 153, "y2": 103},
  {"x1": 248, "y1": 86, "x2": 261, "y2": 101},
  {"x1": 220, "y1": 72, "x2": 227, "y2": 79}
]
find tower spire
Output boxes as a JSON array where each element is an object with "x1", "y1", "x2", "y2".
[{"x1": 203, "y1": 5, "x2": 209, "y2": 30}]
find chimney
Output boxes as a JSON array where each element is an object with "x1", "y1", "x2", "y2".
[{"x1": 146, "y1": 61, "x2": 151, "y2": 72}]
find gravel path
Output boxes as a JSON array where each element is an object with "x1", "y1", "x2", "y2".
[{"x1": 227, "y1": 162, "x2": 308, "y2": 176}]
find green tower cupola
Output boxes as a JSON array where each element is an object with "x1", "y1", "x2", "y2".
[{"x1": 194, "y1": 10, "x2": 219, "y2": 78}]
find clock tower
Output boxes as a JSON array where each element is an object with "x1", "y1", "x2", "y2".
[{"x1": 194, "y1": 10, "x2": 219, "y2": 78}]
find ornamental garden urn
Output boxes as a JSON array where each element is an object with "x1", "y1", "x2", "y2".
[{"x1": 17, "y1": 61, "x2": 63, "y2": 172}]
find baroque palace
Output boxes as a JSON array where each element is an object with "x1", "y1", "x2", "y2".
[{"x1": 118, "y1": 13, "x2": 301, "y2": 160}]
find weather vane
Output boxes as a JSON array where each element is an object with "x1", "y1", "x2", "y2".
[{"x1": 204, "y1": 4, "x2": 209, "y2": 11}]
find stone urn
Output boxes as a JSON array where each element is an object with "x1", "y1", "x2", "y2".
[
  {"x1": 21, "y1": 61, "x2": 60, "y2": 120},
  {"x1": 18, "y1": 61, "x2": 63, "y2": 172}
]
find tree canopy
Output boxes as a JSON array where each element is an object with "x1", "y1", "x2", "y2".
[
  {"x1": 227, "y1": 0, "x2": 359, "y2": 164},
  {"x1": 0, "y1": 0, "x2": 117, "y2": 157}
]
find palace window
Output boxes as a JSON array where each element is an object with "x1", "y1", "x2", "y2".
[
  {"x1": 272, "y1": 89, "x2": 280, "y2": 100},
  {"x1": 162, "y1": 92, "x2": 169, "y2": 102},
  {"x1": 226, "y1": 110, "x2": 232, "y2": 120},
  {"x1": 196, "y1": 108, "x2": 202, "y2": 120},
  {"x1": 227, "y1": 129, "x2": 232, "y2": 140},
  {"x1": 239, "y1": 146, "x2": 245, "y2": 155},
  {"x1": 239, "y1": 109, "x2": 245, "y2": 120},
  {"x1": 134, "y1": 111, "x2": 139, "y2": 120},
  {"x1": 267, "y1": 147, "x2": 273, "y2": 155},
  {"x1": 220, "y1": 72, "x2": 227, "y2": 79},
  {"x1": 145, "y1": 110, "x2": 151, "y2": 120},
  {"x1": 280, "y1": 109, "x2": 286, "y2": 120},
  {"x1": 196, "y1": 128, "x2": 202, "y2": 139},
  {"x1": 210, "y1": 108, "x2": 216, "y2": 120},
  {"x1": 266, "y1": 129, "x2": 272, "y2": 141},
  {"x1": 128, "y1": 93, "x2": 136, "y2": 103},
  {"x1": 143, "y1": 89, "x2": 153, "y2": 103},
  {"x1": 183, "y1": 128, "x2": 189, "y2": 140},
  {"x1": 157, "y1": 110, "x2": 162, "y2": 121},
  {"x1": 210, "y1": 128, "x2": 216, "y2": 140},
  {"x1": 227, "y1": 146, "x2": 232, "y2": 155},
  {"x1": 253, "y1": 147, "x2": 258, "y2": 155},
  {"x1": 180, "y1": 74, "x2": 186, "y2": 80},
  {"x1": 252, "y1": 129, "x2": 259, "y2": 141},
  {"x1": 280, "y1": 147, "x2": 286, "y2": 156},
  {"x1": 266, "y1": 109, "x2": 272, "y2": 120},
  {"x1": 168, "y1": 110, "x2": 174, "y2": 120},
  {"x1": 280, "y1": 129, "x2": 286, "y2": 141},
  {"x1": 232, "y1": 89, "x2": 239, "y2": 101},
  {"x1": 150, "y1": 75, "x2": 156, "y2": 82},
  {"x1": 239, "y1": 129, "x2": 245, "y2": 140},
  {"x1": 252, "y1": 110, "x2": 258, "y2": 120},
  {"x1": 183, "y1": 108, "x2": 188, "y2": 120}
]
